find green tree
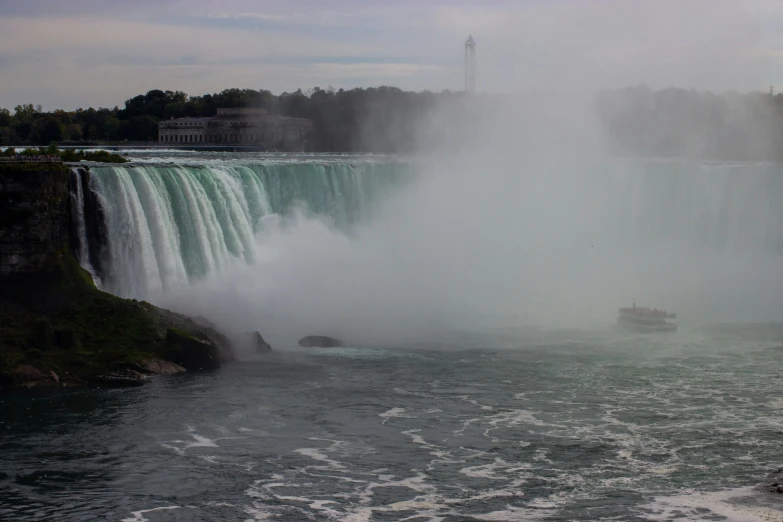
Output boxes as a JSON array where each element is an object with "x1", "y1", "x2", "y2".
[
  {"x1": 0, "y1": 127, "x2": 16, "y2": 146},
  {"x1": 14, "y1": 104, "x2": 37, "y2": 121},
  {"x1": 0, "y1": 108, "x2": 11, "y2": 127},
  {"x1": 64, "y1": 123, "x2": 83, "y2": 141},
  {"x1": 122, "y1": 115, "x2": 158, "y2": 141},
  {"x1": 33, "y1": 115, "x2": 64, "y2": 144},
  {"x1": 102, "y1": 116, "x2": 121, "y2": 141}
]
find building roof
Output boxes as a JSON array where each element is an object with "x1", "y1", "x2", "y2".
[{"x1": 162, "y1": 114, "x2": 310, "y2": 124}]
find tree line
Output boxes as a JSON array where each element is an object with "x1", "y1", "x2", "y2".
[
  {"x1": 596, "y1": 85, "x2": 783, "y2": 161},
  {"x1": 0, "y1": 87, "x2": 475, "y2": 153},
  {"x1": 2, "y1": 85, "x2": 782, "y2": 158}
]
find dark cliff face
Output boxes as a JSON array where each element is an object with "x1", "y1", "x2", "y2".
[
  {"x1": 0, "y1": 163, "x2": 70, "y2": 276},
  {"x1": 0, "y1": 163, "x2": 76, "y2": 312},
  {"x1": 0, "y1": 163, "x2": 234, "y2": 387}
]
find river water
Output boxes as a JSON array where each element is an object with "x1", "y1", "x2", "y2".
[
  {"x1": 4, "y1": 151, "x2": 783, "y2": 520},
  {"x1": 3, "y1": 325, "x2": 783, "y2": 521}
]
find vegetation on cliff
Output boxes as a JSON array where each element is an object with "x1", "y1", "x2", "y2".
[
  {"x1": 0, "y1": 144, "x2": 128, "y2": 163},
  {"x1": 0, "y1": 163, "x2": 226, "y2": 387},
  {"x1": 0, "y1": 253, "x2": 232, "y2": 388},
  {"x1": 0, "y1": 247, "x2": 226, "y2": 387}
]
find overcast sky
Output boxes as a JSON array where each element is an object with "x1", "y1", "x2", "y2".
[{"x1": 0, "y1": 0, "x2": 781, "y2": 110}]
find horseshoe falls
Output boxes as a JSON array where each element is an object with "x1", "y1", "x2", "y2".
[
  {"x1": 78, "y1": 157, "x2": 411, "y2": 299},
  {"x1": 16, "y1": 150, "x2": 783, "y2": 522},
  {"x1": 72, "y1": 154, "x2": 783, "y2": 325}
]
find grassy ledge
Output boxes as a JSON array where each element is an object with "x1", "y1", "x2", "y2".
[{"x1": 0, "y1": 143, "x2": 129, "y2": 164}]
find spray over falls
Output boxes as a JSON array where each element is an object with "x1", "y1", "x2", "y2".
[
  {"x1": 70, "y1": 155, "x2": 783, "y2": 333},
  {"x1": 71, "y1": 159, "x2": 410, "y2": 299}
]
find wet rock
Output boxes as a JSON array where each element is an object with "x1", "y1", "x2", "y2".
[
  {"x1": 298, "y1": 335, "x2": 343, "y2": 348},
  {"x1": 13, "y1": 365, "x2": 44, "y2": 382},
  {"x1": 250, "y1": 331, "x2": 272, "y2": 352},
  {"x1": 153, "y1": 309, "x2": 234, "y2": 363},
  {"x1": 133, "y1": 357, "x2": 186, "y2": 375},
  {"x1": 85, "y1": 369, "x2": 148, "y2": 388},
  {"x1": 165, "y1": 329, "x2": 221, "y2": 371},
  {"x1": 776, "y1": 485, "x2": 783, "y2": 494}
]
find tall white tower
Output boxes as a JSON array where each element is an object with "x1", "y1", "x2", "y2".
[{"x1": 465, "y1": 35, "x2": 476, "y2": 95}]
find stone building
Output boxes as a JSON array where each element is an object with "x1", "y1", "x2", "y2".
[{"x1": 158, "y1": 108, "x2": 313, "y2": 150}]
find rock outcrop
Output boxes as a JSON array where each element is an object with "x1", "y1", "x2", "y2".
[
  {"x1": 133, "y1": 357, "x2": 186, "y2": 375},
  {"x1": 85, "y1": 369, "x2": 149, "y2": 388},
  {"x1": 14, "y1": 365, "x2": 45, "y2": 382},
  {"x1": 0, "y1": 163, "x2": 70, "y2": 277},
  {"x1": 0, "y1": 163, "x2": 233, "y2": 388},
  {"x1": 244, "y1": 331, "x2": 272, "y2": 352},
  {"x1": 164, "y1": 329, "x2": 221, "y2": 371},
  {"x1": 298, "y1": 336, "x2": 343, "y2": 348},
  {"x1": 151, "y1": 307, "x2": 234, "y2": 363}
]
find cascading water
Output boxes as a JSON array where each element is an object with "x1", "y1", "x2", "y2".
[
  {"x1": 78, "y1": 158, "x2": 412, "y2": 299},
  {"x1": 598, "y1": 159, "x2": 783, "y2": 255},
  {"x1": 71, "y1": 153, "x2": 783, "y2": 328},
  {"x1": 70, "y1": 169, "x2": 91, "y2": 271}
]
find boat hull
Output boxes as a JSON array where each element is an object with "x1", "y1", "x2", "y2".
[{"x1": 616, "y1": 317, "x2": 677, "y2": 332}]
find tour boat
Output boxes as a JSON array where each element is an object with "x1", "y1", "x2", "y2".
[{"x1": 617, "y1": 303, "x2": 677, "y2": 332}]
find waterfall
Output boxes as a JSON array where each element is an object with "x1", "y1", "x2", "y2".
[
  {"x1": 597, "y1": 159, "x2": 783, "y2": 255},
  {"x1": 78, "y1": 160, "x2": 411, "y2": 299},
  {"x1": 70, "y1": 169, "x2": 91, "y2": 268},
  {"x1": 71, "y1": 156, "x2": 783, "y2": 317}
]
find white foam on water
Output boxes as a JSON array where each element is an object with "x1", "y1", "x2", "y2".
[
  {"x1": 160, "y1": 427, "x2": 220, "y2": 456},
  {"x1": 379, "y1": 407, "x2": 411, "y2": 424},
  {"x1": 394, "y1": 387, "x2": 434, "y2": 398},
  {"x1": 642, "y1": 487, "x2": 783, "y2": 522},
  {"x1": 458, "y1": 395, "x2": 495, "y2": 411},
  {"x1": 294, "y1": 447, "x2": 347, "y2": 471},
  {"x1": 454, "y1": 416, "x2": 481, "y2": 435},
  {"x1": 459, "y1": 457, "x2": 533, "y2": 480},
  {"x1": 402, "y1": 429, "x2": 441, "y2": 451},
  {"x1": 121, "y1": 506, "x2": 180, "y2": 522},
  {"x1": 469, "y1": 506, "x2": 548, "y2": 521},
  {"x1": 766, "y1": 398, "x2": 783, "y2": 409},
  {"x1": 237, "y1": 427, "x2": 270, "y2": 437},
  {"x1": 243, "y1": 505, "x2": 276, "y2": 521}
]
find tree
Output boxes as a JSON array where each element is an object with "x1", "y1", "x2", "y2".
[
  {"x1": 14, "y1": 104, "x2": 37, "y2": 121},
  {"x1": 33, "y1": 115, "x2": 64, "y2": 144},
  {"x1": 122, "y1": 115, "x2": 158, "y2": 141},
  {"x1": 64, "y1": 123, "x2": 83, "y2": 141},
  {"x1": 102, "y1": 116, "x2": 121, "y2": 141}
]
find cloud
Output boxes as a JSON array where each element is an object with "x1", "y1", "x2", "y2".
[
  {"x1": 202, "y1": 11, "x2": 291, "y2": 21},
  {"x1": 0, "y1": 0, "x2": 782, "y2": 109}
]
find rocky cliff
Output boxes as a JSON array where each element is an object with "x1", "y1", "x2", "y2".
[
  {"x1": 0, "y1": 163, "x2": 70, "y2": 275},
  {"x1": 0, "y1": 162, "x2": 233, "y2": 388}
]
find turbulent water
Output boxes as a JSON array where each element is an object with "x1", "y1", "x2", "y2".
[
  {"x1": 6, "y1": 151, "x2": 783, "y2": 520},
  {"x1": 3, "y1": 327, "x2": 783, "y2": 521}
]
